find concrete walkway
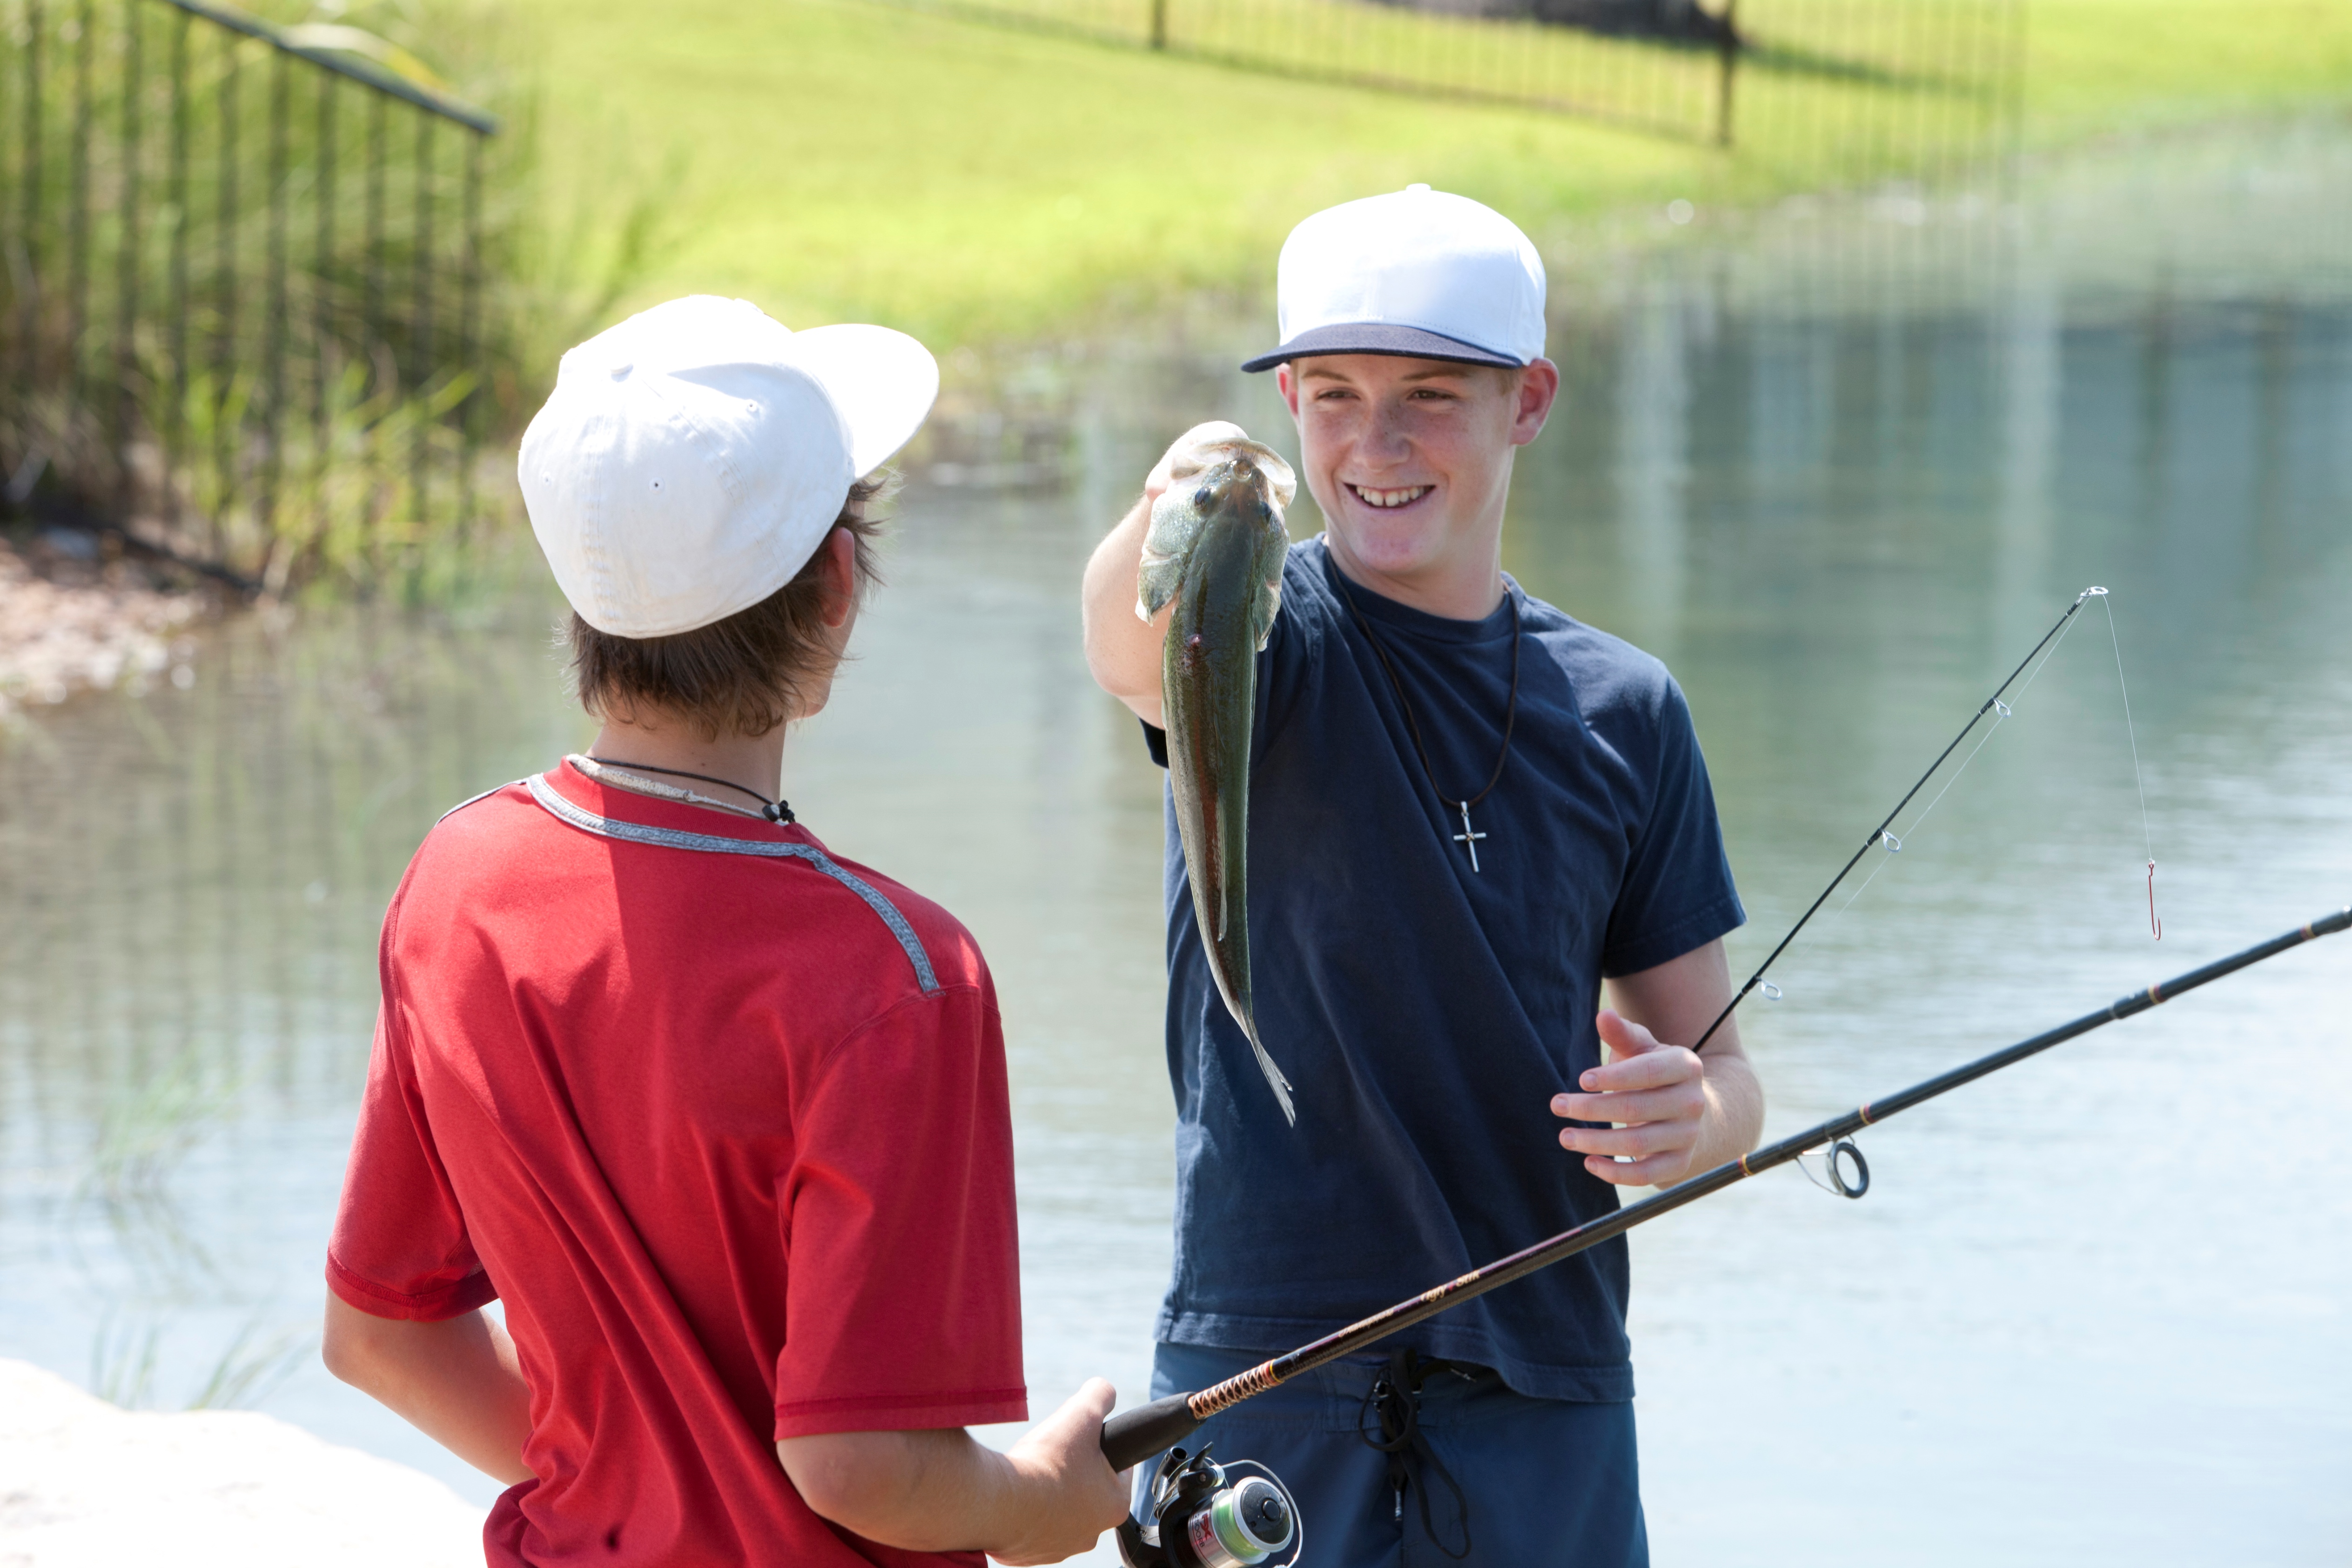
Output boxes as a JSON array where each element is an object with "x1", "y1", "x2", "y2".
[{"x1": 0, "y1": 1360, "x2": 487, "y2": 1567}]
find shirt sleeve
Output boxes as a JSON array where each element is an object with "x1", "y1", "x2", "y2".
[
  {"x1": 324, "y1": 1000, "x2": 498, "y2": 1321},
  {"x1": 1601, "y1": 673, "x2": 1747, "y2": 977},
  {"x1": 772, "y1": 983, "x2": 1028, "y2": 1440}
]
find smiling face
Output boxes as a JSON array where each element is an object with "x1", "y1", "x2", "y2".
[{"x1": 1277, "y1": 353, "x2": 1559, "y2": 618}]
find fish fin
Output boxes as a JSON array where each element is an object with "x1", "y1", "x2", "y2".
[
  {"x1": 1251, "y1": 526, "x2": 1289, "y2": 649},
  {"x1": 1252, "y1": 542, "x2": 1288, "y2": 653},
  {"x1": 1136, "y1": 489, "x2": 1194, "y2": 620},
  {"x1": 1244, "y1": 1023, "x2": 1297, "y2": 1126},
  {"x1": 1136, "y1": 550, "x2": 1182, "y2": 622}
]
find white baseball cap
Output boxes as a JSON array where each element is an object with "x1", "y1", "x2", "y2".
[
  {"x1": 519, "y1": 295, "x2": 939, "y2": 638},
  {"x1": 1242, "y1": 185, "x2": 1546, "y2": 373}
]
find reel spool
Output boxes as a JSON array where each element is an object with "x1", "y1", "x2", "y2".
[{"x1": 1115, "y1": 1447, "x2": 1301, "y2": 1568}]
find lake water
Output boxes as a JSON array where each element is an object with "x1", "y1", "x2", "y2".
[{"x1": 4, "y1": 121, "x2": 2349, "y2": 1565}]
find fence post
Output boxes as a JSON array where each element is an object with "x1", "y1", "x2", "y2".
[
  {"x1": 214, "y1": 34, "x2": 238, "y2": 544},
  {"x1": 314, "y1": 69, "x2": 334, "y2": 551},
  {"x1": 168, "y1": 6, "x2": 187, "y2": 482},
  {"x1": 261, "y1": 42, "x2": 287, "y2": 549},
  {"x1": 363, "y1": 85, "x2": 385, "y2": 555},
  {"x1": 1149, "y1": 0, "x2": 1166, "y2": 51},
  {"x1": 410, "y1": 111, "x2": 432, "y2": 536},
  {"x1": 1714, "y1": 0, "x2": 1737, "y2": 148},
  {"x1": 67, "y1": 0, "x2": 95, "y2": 429},
  {"x1": 19, "y1": 2, "x2": 44, "y2": 422},
  {"x1": 115, "y1": 0, "x2": 142, "y2": 466},
  {"x1": 457, "y1": 129, "x2": 480, "y2": 540}
]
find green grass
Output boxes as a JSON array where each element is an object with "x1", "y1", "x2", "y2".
[{"x1": 504, "y1": 0, "x2": 2349, "y2": 347}]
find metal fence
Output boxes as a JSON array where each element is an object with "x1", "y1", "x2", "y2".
[
  {"x1": 869, "y1": 0, "x2": 2020, "y2": 167},
  {"x1": 1, "y1": 0, "x2": 500, "y2": 589}
]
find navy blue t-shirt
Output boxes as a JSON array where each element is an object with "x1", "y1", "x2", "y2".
[{"x1": 1147, "y1": 536, "x2": 1743, "y2": 1402}]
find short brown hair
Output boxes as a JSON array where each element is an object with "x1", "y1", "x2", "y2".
[{"x1": 567, "y1": 477, "x2": 887, "y2": 740}]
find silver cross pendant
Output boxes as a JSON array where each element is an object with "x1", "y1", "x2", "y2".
[{"x1": 1452, "y1": 802, "x2": 1488, "y2": 873}]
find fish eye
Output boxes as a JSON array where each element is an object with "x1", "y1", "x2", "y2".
[{"x1": 1194, "y1": 487, "x2": 1215, "y2": 510}]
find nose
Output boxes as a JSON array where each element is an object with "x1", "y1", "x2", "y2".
[{"x1": 1364, "y1": 401, "x2": 1413, "y2": 464}]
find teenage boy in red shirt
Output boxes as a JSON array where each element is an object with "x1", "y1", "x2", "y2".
[{"x1": 323, "y1": 296, "x2": 1129, "y2": 1567}]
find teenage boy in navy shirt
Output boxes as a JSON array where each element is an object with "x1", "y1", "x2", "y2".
[
  {"x1": 323, "y1": 296, "x2": 1128, "y2": 1567},
  {"x1": 1082, "y1": 189, "x2": 1764, "y2": 1562}
]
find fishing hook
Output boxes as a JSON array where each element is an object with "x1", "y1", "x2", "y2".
[{"x1": 2096, "y1": 589, "x2": 2162, "y2": 941}]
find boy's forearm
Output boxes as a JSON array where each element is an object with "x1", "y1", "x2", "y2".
[
  {"x1": 322, "y1": 1294, "x2": 533, "y2": 1484},
  {"x1": 776, "y1": 1428, "x2": 1035, "y2": 1554},
  {"x1": 1082, "y1": 493, "x2": 1166, "y2": 724},
  {"x1": 1692, "y1": 1045, "x2": 1766, "y2": 1174}
]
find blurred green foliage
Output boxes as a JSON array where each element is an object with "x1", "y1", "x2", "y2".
[{"x1": 503, "y1": 0, "x2": 2350, "y2": 347}]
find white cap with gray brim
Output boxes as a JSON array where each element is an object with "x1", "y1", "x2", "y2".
[
  {"x1": 520, "y1": 295, "x2": 938, "y2": 638},
  {"x1": 1242, "y1": 185, "x2": 1546, "y2": 373}
]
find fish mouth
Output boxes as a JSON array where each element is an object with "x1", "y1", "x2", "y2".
[{"x1": 1346, "y1": 482, "x2": 1433, "y2": 510}]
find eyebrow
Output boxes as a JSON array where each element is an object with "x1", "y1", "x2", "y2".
[{"x1": 1297, "y1": 365, "x2": 1475, "y2": 384}]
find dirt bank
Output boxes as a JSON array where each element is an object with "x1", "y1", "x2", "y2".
[{"x1": 0, "y1": 527, "x2": 220, "y2": 721}]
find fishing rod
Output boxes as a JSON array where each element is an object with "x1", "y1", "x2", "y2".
[
  {"x1": 1100, "y1": 902, "x2": 2350, "y2": 1495},
  {"x1": 1687, "y1": 587, "x2": 2105, "y2": 1055}
]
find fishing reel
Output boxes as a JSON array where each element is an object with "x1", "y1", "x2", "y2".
[{"x1": 1115, "y1": 1446, "x2": 1301, "y2": 1568}]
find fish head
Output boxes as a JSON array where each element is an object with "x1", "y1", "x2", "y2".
[
  {"x1": 1138, "y1": 431, "x2": 1296, "y2": 623},
  {"x1": 1183, "y1": 458, "x2": 1286, "y2": 536}
]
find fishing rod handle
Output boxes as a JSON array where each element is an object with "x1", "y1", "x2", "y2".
[{"x1": 1101, "y1": 1392, "x2": 1205, "y2": 1471}]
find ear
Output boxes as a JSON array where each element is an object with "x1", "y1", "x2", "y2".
[
  {"x1": 818, "y1": 528, "x2": 859, "y2": 630},
  {"x1": 1277, "y1": 362, "x2": 1302, "y2": 424},
  {"x1": 1510, "y1": 358, "x2": 1560, "y2": 448}
]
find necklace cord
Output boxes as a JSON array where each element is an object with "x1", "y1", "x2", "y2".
[
  {"x1": 1335, "y1": 575, "x2": 1522, "y2": 814},
  {"x1": 583, "y1": 755, "x2": 796, "y2": 825}
]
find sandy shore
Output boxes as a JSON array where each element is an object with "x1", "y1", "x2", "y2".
[
  {"x1": 0, "y1": 528, "x2": 217, "y2": 721},
  {"x1": 0, "y1": 1359, "x2": 488, "y2": 1566}
]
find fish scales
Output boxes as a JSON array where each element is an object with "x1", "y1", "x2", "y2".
[{"x1": 1136, "y1": 431, "x2": 1298, "y2": 1124}]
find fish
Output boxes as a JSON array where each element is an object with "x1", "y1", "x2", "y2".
[{"x1": 1136, "y1": 425, "x2": 1299, "y2": 1124}]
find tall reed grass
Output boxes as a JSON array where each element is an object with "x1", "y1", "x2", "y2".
[{"x1": 0, "y1": 0, "x2": 663, "y2": 596}]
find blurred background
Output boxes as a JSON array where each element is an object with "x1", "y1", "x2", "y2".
[{"x1": 2, "y1": 1, "x2": 2348, "y2": 1563}]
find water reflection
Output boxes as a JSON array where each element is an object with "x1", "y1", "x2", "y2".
[{"x1": 3, "y1": 125, "x2": 2348, "y2": 1562}]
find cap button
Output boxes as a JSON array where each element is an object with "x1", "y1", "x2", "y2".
[{"x1": 1406, "y1": 182, "x2": 1430, "y2": 194}]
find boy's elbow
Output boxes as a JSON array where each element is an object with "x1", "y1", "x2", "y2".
[
  {"x1": 775, "y1": 1431, "x2": 934, "y2": 1545},
  {"x1": 320, "y1": 1292, "x2": 394, "y2": 1391}
]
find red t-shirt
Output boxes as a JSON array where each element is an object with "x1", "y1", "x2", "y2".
[{"x1": 327, "y1": 764, "x2": 1028, "y2": 1567}]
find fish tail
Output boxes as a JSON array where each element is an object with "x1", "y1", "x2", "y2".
[{"x1": 1242, "y1": 1017, "x2": 1297, "y2": 1126}]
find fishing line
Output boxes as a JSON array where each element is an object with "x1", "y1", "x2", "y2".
[
  {"x1": 1689, "y1": 588, "x2": 2103, "y2": 1054},
  {"x1": 2097, "y1": 591, "x2": 2161, "y2": 938},
  {"x1": 1828, "y1": 603, "x2": 2085, "y2": 919}
]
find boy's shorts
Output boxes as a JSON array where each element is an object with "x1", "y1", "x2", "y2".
[{"x1": 1141, "y1": 1341, "x2": 1648, "y2": 1568}]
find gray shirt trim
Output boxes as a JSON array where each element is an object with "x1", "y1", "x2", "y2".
[{"x1": 519, "y1": 773, "x2": 940, "y2": 995}]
